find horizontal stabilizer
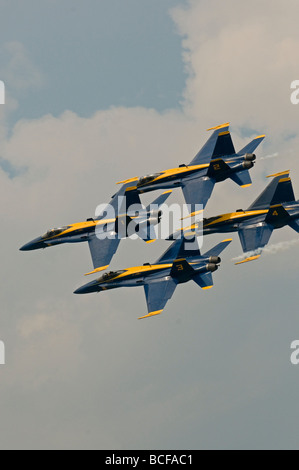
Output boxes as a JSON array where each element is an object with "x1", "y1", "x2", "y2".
[
  {"x1": 135, "y1": 223, "x2": 157, "y2": 243},
  {"x1": 230, "y1": 169, "x2": 252, "y2": 188},
  {"x1": 193, "y1": 272, "x2": 213, "y2": 289},
  {"x1": 289, "y1": 219, "x2": 299, "y2": 233}
]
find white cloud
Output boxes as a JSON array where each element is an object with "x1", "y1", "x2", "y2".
[
  {"x1": 172, "y1": 0, "x2": 299, "y2": 136},
  {"x1": 0, "y1": 41, "x2": 45, "y2": 92},
  {"x1": 1, "y1": 0, "x2": 299, "y2": 449}
]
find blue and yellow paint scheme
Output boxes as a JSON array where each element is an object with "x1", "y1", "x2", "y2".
[
  {"x1": 74, "y1": 235, "x2": 232, "y2": 319},
  {"x1": 20, "y1": 183, "x2": 172, "y2": 274},
  {"x1": 170, "y1": 171, "x2": 299, "y2": 264},
  {"x1": 118, "y1": 123, "x2": 265, "y2": 211}
]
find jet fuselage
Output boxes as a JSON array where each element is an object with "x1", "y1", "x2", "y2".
[
  {"x1": 203, "y1": 201, "x2": 299, "y2": 235},
  {"x1": 74, "y1": 257, "x2": 219, "y2": 295}
]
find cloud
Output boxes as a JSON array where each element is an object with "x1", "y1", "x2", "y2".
[
  {"x1": 0, "y1": 41, "x2": 45, "y2": 92},
  {"x1": 172, "y1": 0, "x2": 299, "y2": 136},
  {"x1": 1, "y1": 0, "x2": 299, "y2": 450}
]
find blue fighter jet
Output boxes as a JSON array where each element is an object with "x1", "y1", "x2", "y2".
[
  {"x1": 117, "y1": 123, "x2": 265, "y2": 213},
  {"x1": 74, "y1": 235, "x2": 232, "y2": 319},
  {"x1": 20, "y1": 183, "x2": 172, "y2": 275},
  {"x1": 170, "y1": 170, "x2": 299, "y2": 264}
]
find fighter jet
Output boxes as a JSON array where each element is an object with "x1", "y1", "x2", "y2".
[
  {"x1": 117, "y1": 123, "x2": 265, "y2": 213},
  {"x1": 170, "y1": 170, "x2": 299, "y2": 264},
  {"x1": 74, "y1": 235, "x2": 232, "y2": 319},
  {"x1": 20, "y1": 183, "x2": 172, "y2": 275}
]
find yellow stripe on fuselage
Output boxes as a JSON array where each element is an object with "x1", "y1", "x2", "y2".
[
  {"x1": 153, "y1": 164, "x2": 209, "y2": 182},
  {"x1": 118, "y1": 163, "x2": 210, "y2": 189},
  {"x1": 204, "y1": 210, "x2": 268, "y2": 227},
  {"x1": 43, "y1": 218, "x2": 116, "y2": 240},
  {"x1": 100, "y1": 264, "x2": 172, "y2": 282}
]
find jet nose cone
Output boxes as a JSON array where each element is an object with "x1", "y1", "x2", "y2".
[
  {"x1": 74, "y1": 286, "x2": 88, "y2": 295},
  {"x1": 19, "y1": 242, "x2": 35, "y2": 251},
  {"x1": 19, "y1": 237, "x2": 45, "y2": 251},
  {"x1": 74, "y1": 280, "x2": 100, "y2": 295}
]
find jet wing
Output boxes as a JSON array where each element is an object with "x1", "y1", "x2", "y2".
[
  {"x1": 182, "y1": 177, "x2": 215, "y2": 211},
  {"x1": 139, "y1": 277, "x2": 178, "y2": 319},
  {"x1": 237, "y1": 223, "x2": 273, "y2": 258},
  {"x1": 86, "y1": 234, "x2": 121, "y2": 275}
]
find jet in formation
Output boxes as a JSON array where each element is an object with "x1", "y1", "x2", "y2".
[
  {"x1": 74, "y1": 235, "x2": 232, "y2": 319},
  {"x1": 21, "y1": 122, "x2": 299, "y2": 320},
  {"x1": 118, "y1": 123, "x2": 265, "y2": 213},
  {"x1": 20, "y1": 183, "x2": 172, "y2": 275},
  {"x1": 170, "y1": 170, "x2": 299, "y2": 264}
]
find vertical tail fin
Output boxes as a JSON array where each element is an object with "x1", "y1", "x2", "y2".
[
  {"x1": 157, "y1": 235, "x2": 201, "y2": 264},
  {"x1": 202, "y1": 239, "x2": 232, "y2": 259},
  {"x1": 237, "y1": 135, "x2": 265, "y2": 155},
  {"x1": 247, "y1": 172, "x2": 287, "y2": 211},
  {"x1": 268, "y1": 171, "x2": 295, "y2": 205},
  {"x1": 189, "y1": 123, "x2": 234, "y2": 165}
]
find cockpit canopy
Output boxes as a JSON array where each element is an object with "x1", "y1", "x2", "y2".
[
  {"x1": 99, "y1": 270, "x2": 126, "y2": 282},
  {"x1": 137, "y1": 173, "x2": 161, "y2": 187},
  {"x1": 42, "y1": 226, "x2": 70, "y2": 239}
]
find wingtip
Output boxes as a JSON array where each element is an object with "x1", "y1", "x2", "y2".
[
  {"x1": 255, "y1": 134, "x2": 266, "y2": 140},
  {"x1": 267, "y1": 170, "x2": 290, "y2": 178},
  {"x1": 138, "y1": 310, "x2": 163, "y2": 320},
  {"x1": 84, "y1": 265, "x2": 109, "y2": 276},
  {"x1": 207, "y1": 122, "x2": 230, "y2": 132},
  {"x1": 235, "y1": 255, "x2": 261, "y2": 265},
  {"x1": 117, "y1": 177, "x2": 139, "y2": 185}
]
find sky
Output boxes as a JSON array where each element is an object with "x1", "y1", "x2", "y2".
[{"x1": 1, "y1": 0, "x2": 299, "y2": 450}]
